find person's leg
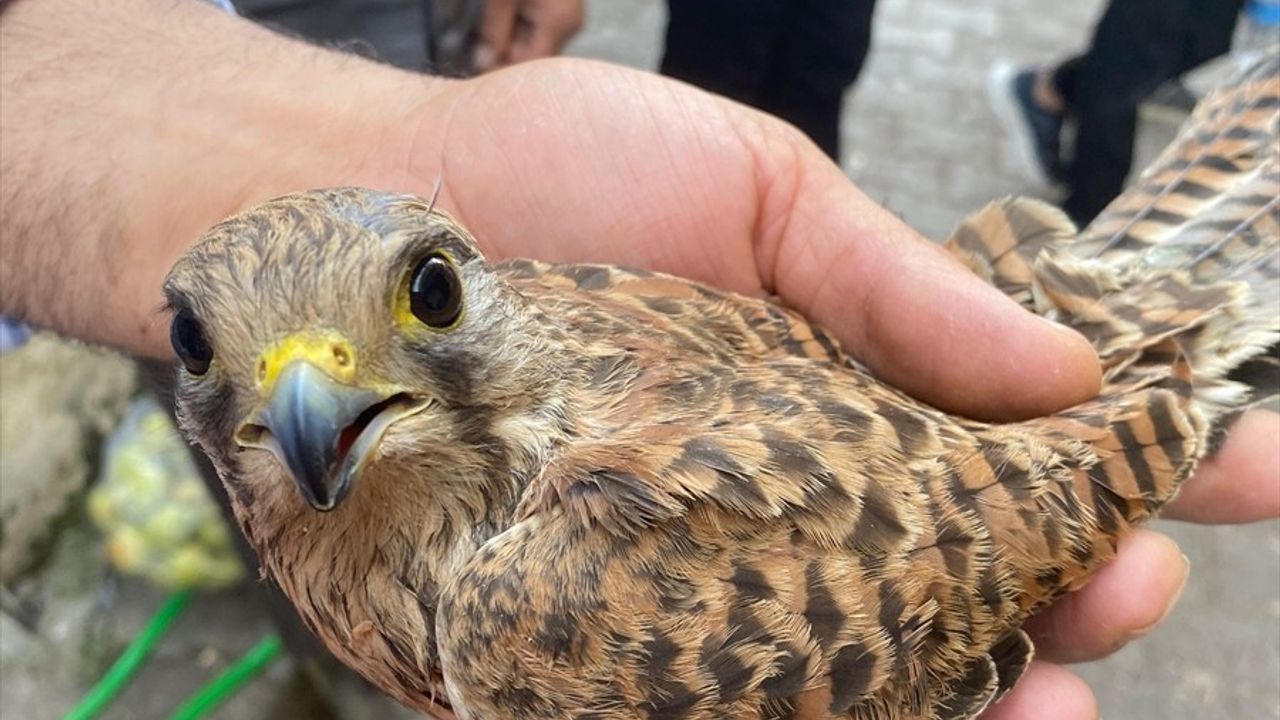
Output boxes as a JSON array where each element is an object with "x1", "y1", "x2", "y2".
[
  {"x1": 236, "y1": 0, "x2": 431, "y2": 71},
  {"x1": 1183, "y1": 0, "x2": 1245, "y2": 72},
  {"x1": 660, "y1": 0, "x2": 787, "y2": 108},
  {"x1": 1059, "y1": 0, "x2": 1241, "y2": 224},
  {"x1": 754, "y1": 0, "x2": 877, "y2": 159},
  {"x1": 1048, "y1": 58, "x2": 1080, "y2": 110},
  {"x1": 987, "y1": 54, "x2": 1077, "y2": 185}
]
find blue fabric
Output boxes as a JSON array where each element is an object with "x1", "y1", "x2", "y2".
[
  {"x1": 1246, "y1": 0, "x2": 1280, "y2": 26},
  {"x1": 0, "y1": 317, "x2": 31, "y2": 354}
]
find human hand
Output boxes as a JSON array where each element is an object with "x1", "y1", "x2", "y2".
[
  {"x1": 3, "y1": 3, "x2": 1275, "y2": 716},
  {"x1": 3, "y1": 0, "x2": 1086, "y2": 419},
  {"x1": 472, "y1": 0, "x2": 584, "y2": 71}
]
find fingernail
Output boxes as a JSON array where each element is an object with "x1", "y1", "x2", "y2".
[
  {"x1": 1032, "y1": 314, "x2": 1103, "y2": 402},
  {"x1": 1027, "y1": 313, "x2": 1095, "y2": 365},
  {"x1": 1035, "y1": 313, "x2": 1084, "y2": 340},
  {"x1": 1128, "y1": 554, "x2": 1191, "y2": 640}
]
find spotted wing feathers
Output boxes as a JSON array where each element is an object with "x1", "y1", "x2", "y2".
[
  {"x1": 436, "y1": 55, "x2": 1273, "y2": 720},
  {"x1": 947, "y1": 52, "x2": 1279, "y2": 426}
]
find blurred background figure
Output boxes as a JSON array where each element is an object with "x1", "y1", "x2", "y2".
[
  {"x1": 235, "y1": 0, "x2": 582, "y2": 74},
  {"x1": 471, "y1": 0, "x2": 584, "y2": 70},
  {"x1": 661, "y1": 0, "x2": 877, "y2": 159},
  {"x1": 235, "y1": 0, "x2": 453, "y2": 70},
  {"x1": 236, "y1": 0, "x2": 877, "y2": 161},
  {"x1": 985, "y1": 0, "x2": 1280, "y2": 226}
]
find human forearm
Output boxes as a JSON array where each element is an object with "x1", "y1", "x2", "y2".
[{"x1": 0, "y1": 0, "x2": 448, "y2": 358}]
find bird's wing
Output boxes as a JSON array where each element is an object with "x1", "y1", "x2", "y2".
[
  {"x1": 943, "y1": 196, "x2": 1078, "y2": 309},
  {"x1": 435, "y1": 350, "x2": 1200, "y2": 720},
  {"x1": 943, "y1": 54, "x2": 1279, "y2": 427},
  {"x1": 498, "y1": 258, "x2": 852, "y2": 366},
  {"x1": 435, "y1": 336, "x2": 1083, "y2": 720},
  {"x1": 463, "y1": 209, "x2": 1200, "y2": 717},
  {"x1": 438, "y1": 476, "x2": 1003, "y2": 720}
]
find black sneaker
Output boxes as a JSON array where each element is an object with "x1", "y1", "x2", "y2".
[{"x1": 987, "y1": 60, "x2": 1065, "y2": 186}]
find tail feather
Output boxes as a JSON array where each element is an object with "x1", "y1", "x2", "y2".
[
  {"x1": 947, "y1": 51, "x2": 1280, "y2": 427},
  {"x1": 1062, "y1": 52, "x2": 1279, "y2": 416},
  {"x1": 943, "y1": 198, "x2": 1076, "y2": 309},
  {"x1": 1077, "y1": 51, "x2": 1280, "y2": 274},
  {"x1": 941, "y1": 55, "x2": 1275, "y2": 664}
]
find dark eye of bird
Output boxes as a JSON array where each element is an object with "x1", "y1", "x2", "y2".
[
  {"x1": 170, "y1": 307, "x2": 213, "y2": 375},
  {"x1": 409, "y1": 254, "x2": 463, "y2": 328}
]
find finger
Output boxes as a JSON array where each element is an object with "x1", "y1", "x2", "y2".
[
  {"x1": 475, "y1": 0, "x2": 519, "y2": 70},
  {"x1": 508, "y1": 0, "x2": 584, "y2": 64},
  {"x1": 508, "y1": 21, "x2": 560, "y2": 66},
  {"x1": 763, "y1": 156, "x2": 1101, "y2": 421},
  {"x1": 980, "y1": 662, "x2": 1098, "y2": 720},
  {"x1": 1163, "y1": 408, "x2": 1280, "y2": 524},
  {"x1": 1023, "y1": 529, "x2": 1188, "y2": 664}
]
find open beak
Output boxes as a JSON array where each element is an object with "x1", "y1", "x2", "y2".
[{"x1": 235, "y1": 334, "x2": 424, "y2": 511}]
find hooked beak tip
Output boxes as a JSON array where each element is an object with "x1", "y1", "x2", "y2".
[
  {"x1": 237, "y1": 362, "x2": 381, "y2": 512},
  {"x1": 235, "y1": 362, "x2": 426, "y2": 512}
]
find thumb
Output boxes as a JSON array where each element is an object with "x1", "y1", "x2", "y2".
[{"x1": 756, "y1": 132, "x2": 1101, "y2": 421}]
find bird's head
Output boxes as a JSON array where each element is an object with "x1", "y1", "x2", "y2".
[{"x1": 164, "y1": 188, "x2": 563, "y2": 519}]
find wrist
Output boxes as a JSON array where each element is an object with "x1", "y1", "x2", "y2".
[
  {"x1": 141, "y1": 33, "x2": 453, "y2": 243},
  {"x1": 1, "y1": 0, "x2": 455, "y2": 358}
]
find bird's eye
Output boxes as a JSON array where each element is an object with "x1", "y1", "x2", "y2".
[
  {"x1": 408, "y1": 253, "x2": 463, "y2": 328},
  {"x1": 170, "y1": 308, "x2": 213, "y2": 375}
]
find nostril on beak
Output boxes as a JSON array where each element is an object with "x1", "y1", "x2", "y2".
[
  {"x1": 235, "y1": 422, "x2": 272, "y2": 448},
  {"x1": 331, "y1": 343, "x2": 351, "y2": 368}
]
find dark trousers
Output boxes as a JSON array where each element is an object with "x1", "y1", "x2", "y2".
[
  {"x1": 1051, "y1": 0, "x2": 1242, "y2": 224},
  {"x1": 662, "y1": 0, "x2": 877, "y2": 159}
]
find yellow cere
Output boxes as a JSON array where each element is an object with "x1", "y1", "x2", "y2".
[{"x1": 256, "y1": 331, "x2": 358, "y2": 393}]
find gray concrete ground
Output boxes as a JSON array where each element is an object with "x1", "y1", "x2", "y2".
[
  {"x1": 568, "y1": 1, "x2": 1280, "y2": 718},
  {"x1": 1, "y1": 2, "x2": 1276, "y2": 720}
]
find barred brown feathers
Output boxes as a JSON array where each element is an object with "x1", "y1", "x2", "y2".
[{"x1": 165, "y1": 52, "x2": 1278, "y2": 720}]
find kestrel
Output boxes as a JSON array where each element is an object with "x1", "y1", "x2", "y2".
[{"x1": 163, "y1": 54, "x2": 1279, "y2": 719}]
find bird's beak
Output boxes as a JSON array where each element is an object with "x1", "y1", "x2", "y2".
[{"x1": 235, "y1": 333, "x2": 424, "y2": 512}]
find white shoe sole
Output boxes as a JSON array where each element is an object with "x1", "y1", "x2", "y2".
[{"x1": 986, "y1": 59, "x2": 1054, "y2": 188}]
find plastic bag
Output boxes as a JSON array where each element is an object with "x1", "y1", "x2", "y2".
[{"x1": 89, "y1": 396, "x2": 244, "y2": 590}]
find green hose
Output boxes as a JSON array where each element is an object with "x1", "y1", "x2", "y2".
[
  {"x1": 63, "y1": 590, "x2": 284, "y2": 720},
  {"x1": 62, "y1": 590, "x2": 193, "y2": 720},
  {"x1": 169, "y1": 635, "x2": 283, "y2": 720}
]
